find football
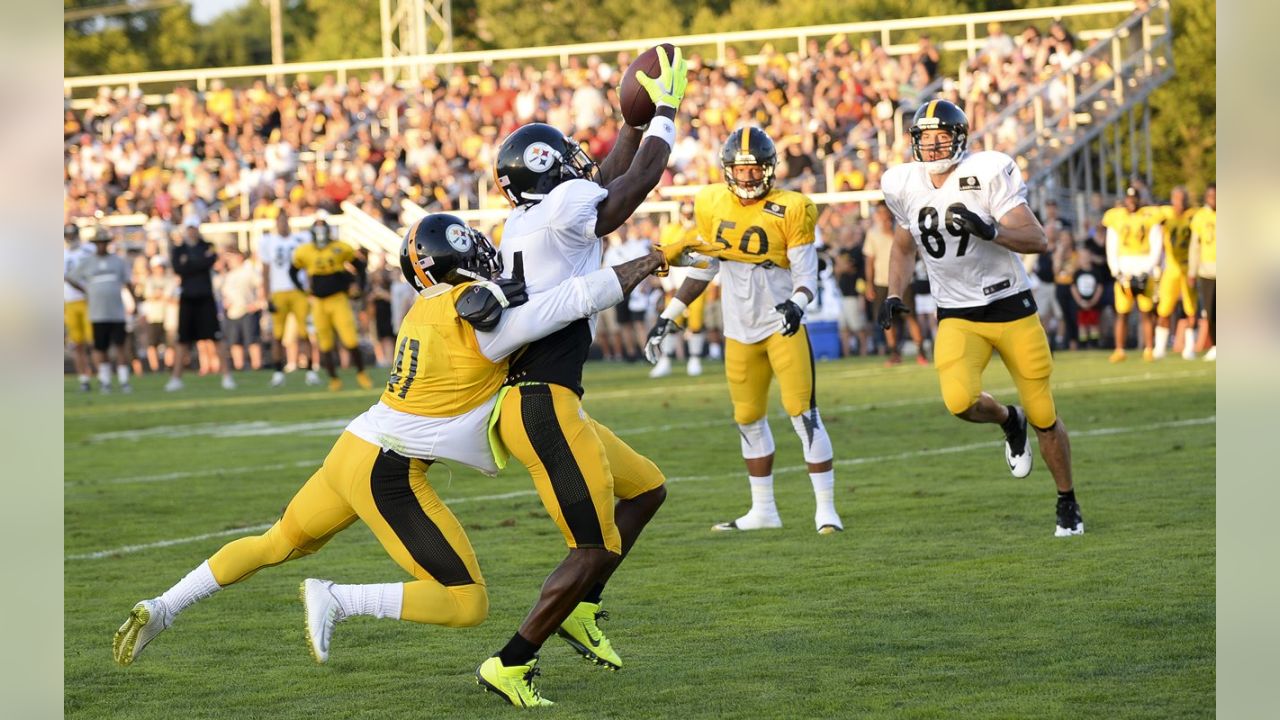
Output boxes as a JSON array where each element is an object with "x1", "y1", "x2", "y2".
[{"x1": 619, "y1": 43, "x2": 676, "y2": 127}]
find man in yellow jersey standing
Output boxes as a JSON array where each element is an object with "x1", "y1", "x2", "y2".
[
  {"x1": 1188, "y1": 182, "x2": 1216, "y2": 360},
  {"x1": 291, "y1": 218, "x2": 371, "y2": 391}
]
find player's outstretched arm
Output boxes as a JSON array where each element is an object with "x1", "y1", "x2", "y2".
[
  {"x1": 990, "y1": 204, "x2": 1048, "y2": 254},
  {"x1": 885, "y1": 226, "x2": 916, "y2": 299},
  {"x1": 597, "y1": 125, "x2": 643, "y2": 186},
  {"x1": 594, "y1": 47, "x2": 689, "y2": 237}
]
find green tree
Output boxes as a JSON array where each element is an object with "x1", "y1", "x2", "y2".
[
  {"x1": 473, "y1": 0, "x2": 682, "y2": 48},
  {"x1": 1147, "y1": 0, "x2": 1215, "y2": 196},
  {"x1": 296, "y1": 0, "x2": 382, "y2": 61}
]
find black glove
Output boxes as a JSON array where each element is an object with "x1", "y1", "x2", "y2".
[
  {"x1": 775, "y1": 300, "x2": 804, "y2": 336},
  {"x1": 950, "y1": 206, "x2": 998, "y2": 241},
  {"x1": 644, "y1": 319, "x2": 677, "y2": 364},
  {"x1": 877, "y1": 296, "x2": 911, "y2": 330},
  {"x1": 1128, "y1": 273, "x2": 1149, "y2": 294},
  {"x1": 266, "y1": 300, "x2": 277, "y2": 314}
]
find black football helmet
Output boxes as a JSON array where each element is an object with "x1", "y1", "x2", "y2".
[
  {"x1": 311, "y1": 219, "x2": 334, "y2": 248},
  {"x1": 399, "y1": 213, "x2": 501, "y2": 294},
  {"x1": 720, "y1": 127, "x2": 777, "y2": 200},
  {"x1": 492, "y1": 123, "x2": 599, "y2": 207},
  {"x1": 909, "y1": 99, "x2": 969, "y2": 173}
]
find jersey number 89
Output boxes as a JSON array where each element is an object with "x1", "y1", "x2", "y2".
[{"x1": 918, "y1": 204, "x2": 976, "y2": 259}]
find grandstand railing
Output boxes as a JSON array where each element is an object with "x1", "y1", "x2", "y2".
[{"x1": 64, "y1": 2, "x2": 1137, "y2": 102}]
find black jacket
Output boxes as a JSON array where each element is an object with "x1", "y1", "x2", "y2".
[{"x1": 171, "y1": 239, "x2": 217, "y2": 299}]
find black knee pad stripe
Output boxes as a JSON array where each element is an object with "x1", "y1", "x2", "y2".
[
  {"x1": 520, "y1": 385, "x2": 605, "y2": 548},
  {"x1": 370, "y1": 451, "x2": 474, "y2": 587}
]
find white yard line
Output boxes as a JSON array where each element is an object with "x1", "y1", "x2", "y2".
[{"x1": 66, "y1": 415, "x2": 1214, "y2": 561}]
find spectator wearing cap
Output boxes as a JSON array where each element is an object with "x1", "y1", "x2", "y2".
[
  {"x1": 68, "y1": 228, "x2": 133, "y2": 393},
  {"x1": 64, "y1": 223, "x2": 96, "y2": 391},
  {"x1": 168, "y1": 215, "x2": 236, "y2": 390}
]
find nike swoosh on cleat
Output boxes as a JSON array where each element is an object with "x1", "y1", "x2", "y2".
[{"x1": 579, "y1": 621, "x2": 601, "y2": 647}]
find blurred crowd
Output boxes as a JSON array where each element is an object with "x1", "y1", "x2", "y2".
[{"x1": 67, "y1": 9, "x2": 1205, "y2": 385}]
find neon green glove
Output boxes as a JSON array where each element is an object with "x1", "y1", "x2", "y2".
[{"x1": 636, "y1": 46, "x2": 689, "y2": 110}]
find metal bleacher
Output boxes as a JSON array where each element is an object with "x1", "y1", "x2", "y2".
[{"x1": 65, "y1": 1, "x2": 1166, "y2": 253}]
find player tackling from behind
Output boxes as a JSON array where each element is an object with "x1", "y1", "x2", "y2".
[{"x1": 879, "y1": 99, "x2": 1083, "y2": 537}]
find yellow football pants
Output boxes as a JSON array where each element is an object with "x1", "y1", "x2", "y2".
[
  {"x1": 312, "y1": 293, "x2": 359, "y2": 352},
  {"x1": 498, "y1": 383, "x2": 665, "y2": 554},
  {"x1": 724, "y1": 326, "x2": 814, "y2": 424},
  {"x1": 1156, "y1": 266, "x2": 1198, "y2": 319},
  {"x1": 64, "y1": 300, "x2": 93, "y2": 345},
  {"x1": 934, "y1": 313, "x2": 1057, "y2": 429},
  {"x1": 271, "y1": 289, "x2": 311, "y2": 342},
  {"x1": 207, "y1": 432, "x2": 487, "y2": 628},
  {"x1": 1114, "y1": 278, "x2": 1156, "y2": 315}
]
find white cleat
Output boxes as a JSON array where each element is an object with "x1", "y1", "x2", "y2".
[
  {"x1": 113, "y1": 598, "x2": 173, "y2": 666},
  {"x1": 305, "y1": 370, "x2": 322, "y2": 386},
  {"x1": 1181, "y1": 346, "x2": 1197, "y2": 361},
  {"x1": 301, "y1": 579, "x2": 344, "y2": 664},
  {"x1": 648, "y1": 356, "x2": 672, "y2": 379},
  {"x1": 815, "y1": 511, "x2": 844, "y2": 535},
  {"x1": 270, "y1": 370, "x2": 286, "y2": 387},
  {"x1": 686, "y1": 356, "x2": 703, "y2": 377},
  {"x1": 711, "y1": 512, "x2": 783, "y2": 532},
  {"x1": 164, "y1": 377, "x2": 184, "y2": 392},
  {"x1": 1003, "y1": 406, "x2": 1033, "y2": 478},
  {"x1": 221, "y1": 374, "x2": 237, "y2": 390},
  {"x1": 120, "y1": 383, "x2": 133, "y2": 394},
  {"x1": 1202, "y1": 347, "x2": 1216, "y2": 362}
]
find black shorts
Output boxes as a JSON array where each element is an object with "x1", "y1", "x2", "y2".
[
  {"x1": 92, "y1": 322, "x2": 127, "y2": 352},
  {"x1": 178, "y1": 296, "x2": 221, "y2": 344},
  {"x1": 224, "y1": 312, "x2": 262, "y2": 348},
  {"x1": 145, "y1": 321, "x2": 167, "y2": 348},
  {"x1": 374, "y1": 299, "x2": 394, "y2": 339},
  {"x1": 615, "y1": 300, "x2": 637, "y2": 324}
]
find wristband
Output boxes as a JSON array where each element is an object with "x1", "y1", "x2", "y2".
[
  {"x1": 660, "y1": 297, "x2": 688, "y2": 321},
  {"x1": 642, "y1": 115, "x2": 676, "y2": 148},
  {"x1": 787, "y1": 291, "x2": 811, "y2": 310}
]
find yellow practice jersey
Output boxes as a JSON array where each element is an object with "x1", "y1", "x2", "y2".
[
  {"x1": 380, "y1": 284, "x2": 507, "y2": 418},
  {"x1": 1102, "y1": 207, "x2": 1159, "y2": 257},
  {"x1": 658, "y1": 221, "x2": 699, "y2": 248},
  {"x1": 293, "y1": 241, "x2": 356, "y2": 297},
  {"x1": 1157, "y1": 206, "x2": 1198, "y2": 271},
  {"x1": 1190, "y1": 206, "x2": 1216, "y2": 267},
  {"x1": 694, "y1": 185, "x2": 817, "y2": 268}
]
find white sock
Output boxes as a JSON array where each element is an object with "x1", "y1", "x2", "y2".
[
  {"x1": 1183, "y1": 327, "x2": 1197, "y2": 352},
  {"x1": 745, "y1": 475, "x2": 778, "y2": 519},
  {"x1": 98, "y1": 364, "x2": 112, "y2": 387},
  {"x1": 157, "y1": 560, "x2": 222, "y2": 616},
  {"x1": 117, "y1": 364, "x2": 130, "y2": 385},
  {"x1": 810, "y1": 470, "x2": 841, "y2": 528},
  {"x1": 687, "y1": 333, "x2": 705, "y2": 358},
  {"x1": 709, "y1": 342, "x2": 723, "y2": 360},
  {"x1": 78, "y1": 374, "x2": 89, "y2": 384},
  {"x1": 331, "y1": 582, "x2": 404, "y2": 620},
  {"x1": 1154, "y1": 326, "x2": 1170, "y2": 356}
]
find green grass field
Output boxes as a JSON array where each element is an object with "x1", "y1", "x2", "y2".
[{"x1": 64, "y1": 352, "x2": 1215, "y2": 719}]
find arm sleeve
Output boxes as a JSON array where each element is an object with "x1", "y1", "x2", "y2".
[
  {"x1": 543, "y1": 179, "x2": 609, "y2": 245},
  {"x1": 987, "y1": 155, "x2": 1030, "y2": 222},
  {"x1": 787, "y1": 243, "x2": 819, "y2": 296},
  {"x1": 476, "y1": 268, "x2": 624, "y2": 361},
  {"x1": 1105, "y1": 227, "x2": 1120, "y2": 276},
  {"x1": 1146, "y1": 224, "x2": 1163, "y2": 272}
]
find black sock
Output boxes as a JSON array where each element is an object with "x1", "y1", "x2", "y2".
[
  {"x1": 1058, "y1": 489, "x2": 1076, "y2": 503},
  {"x1": 582, "y1": 583, "x2": 604, "y2": 606},
  {"x1": 1000, "y1": 405, "x2": 1021, "y2": 435},
  {"x1": 497, "y1": 632, "x2": 541, "y2": 667},
  {"x1": 274, "y1": 360, "x2": 284, "y2": 372}
]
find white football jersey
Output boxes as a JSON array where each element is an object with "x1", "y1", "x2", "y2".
[
  {"x1": 500, "y1": 178, "x2": 608, "y2": 295},
  {"x1": 881, "y1": 151, "x2": 1031, "y2": 309},
  {"x1": 64, "y1": 245, "x2": 93, "y2": 302},
  {"x1": 258, "y1": 231, "x2": 311, "y2": 294}
]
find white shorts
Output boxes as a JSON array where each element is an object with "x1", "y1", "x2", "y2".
[
  {"x1": 1031, "y1": 283, "x2": 1059, "y2": 321},
  {"x1": 839, "y1": 296, "x2": 867, "y2": 332}
]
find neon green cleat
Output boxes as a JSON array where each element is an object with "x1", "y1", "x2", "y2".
[
  {"x1": 112, "y1": 599, "x2": 173, "y2": 666},
  {"x1": 476, "y1": 655, "x2": 554, "y2": 707},
  {"x1": 556, "y1": 601, "x2": 622, "y2": 670}
]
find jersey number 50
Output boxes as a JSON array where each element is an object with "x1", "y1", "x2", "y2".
[{"x1": 917, "y1": 204, "x2": 975, "y2": 259}]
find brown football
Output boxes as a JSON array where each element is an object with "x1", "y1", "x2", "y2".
[{"x1": 618, "y1": 43, "x2": 676, "y2": 127}]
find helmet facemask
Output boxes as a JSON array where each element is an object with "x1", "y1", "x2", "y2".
[
  {"x1": 910, "y1": 125, "x2": 968, "y2": 175},
  {"x1": 723, "y1": 160, "x2": 775, "y2": 200}
]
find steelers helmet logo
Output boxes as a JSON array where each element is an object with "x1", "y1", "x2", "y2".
[
  {"x1": 445, "y1": 224, "x2": 473, "y2": 252},
  {"x1": 523, "y1": 142, "x2": 556, "y2": 173}
]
